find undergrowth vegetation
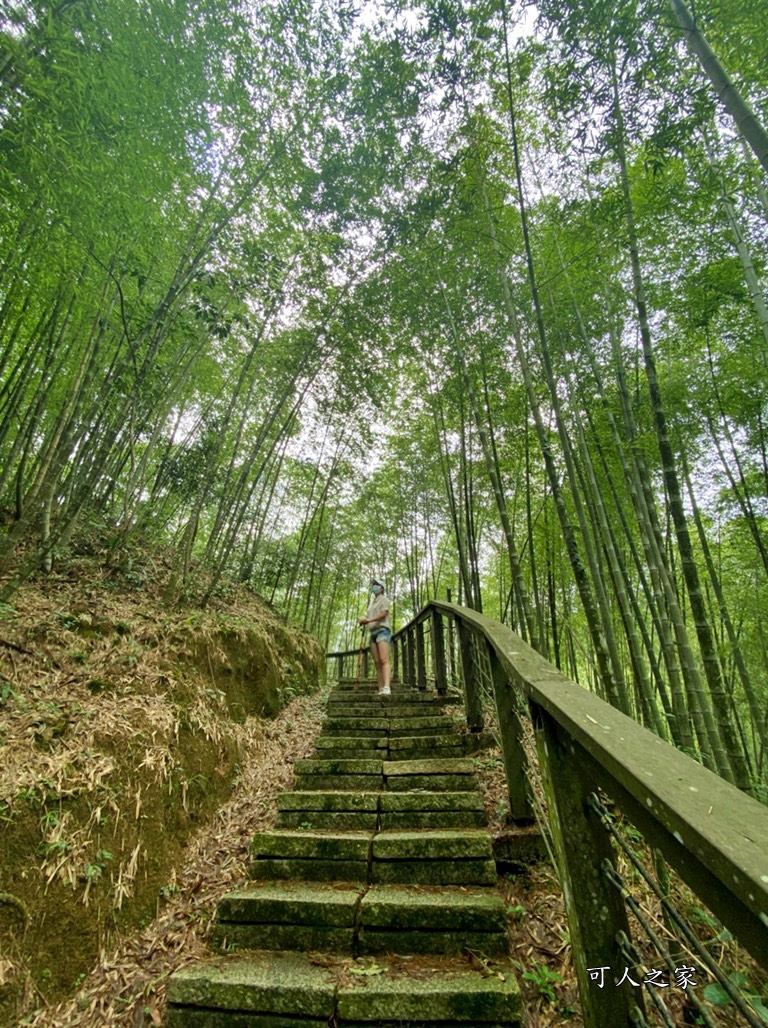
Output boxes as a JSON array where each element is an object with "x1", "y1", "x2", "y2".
[{"x1": 0, "y1": 536, "x2": 323, "y2": 1022}]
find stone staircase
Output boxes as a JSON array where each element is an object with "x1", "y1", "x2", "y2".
[{"x1": 167, "y1": 681, "x2": 521, "y2": 1026}]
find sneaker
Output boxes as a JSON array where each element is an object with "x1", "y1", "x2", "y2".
[{"x1": 379, "y1": 686, "x2": 391, "y2": 696}]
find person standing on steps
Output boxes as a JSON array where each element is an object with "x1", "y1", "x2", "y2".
[{"x1": 360, "y1": 578, "x2": 391, "y2": 696}]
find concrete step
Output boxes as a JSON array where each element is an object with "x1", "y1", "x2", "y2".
[{"x1": 167, "y1": 951, "x2": 521, "y2": 1026}]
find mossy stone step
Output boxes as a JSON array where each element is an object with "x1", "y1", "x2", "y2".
[
  {"x1": 372, "y1": 829, "x2": 493, "y2": 861},
  {"x1": 358, "y1": 885, "x2": 509, "y2": 956},
  {"x1": 371, "y1": 830, "x2": 496, "y2": 886},
  {"x1": 218, "y1": 883, "x2": 362, "y2": 926},
  {"x1": 324, "y1": 717, "x2": 390, "y2": 731},
  {"x1": 214, "y1": 883, "x2": 362, "y2": 953},
  {"x1": 380, "y1": 792, "x2": 485, "y2": 813},
  {"x1": 384, "y1": 758, "x2": 478, "y2": 793},
  {"x1": 379, "y1": 791, "x2": 487, "y2": 830},
  {"x1": 251, "y1": 830, "x2": 373, "y2": 861},
  {"x1": 385, "y1": 758, "x2": 475, "y2": 775},
  {"x1": 277, "y1": 810, "x2": 377, "y2": 830},
  {"x1": 315, "y1": 736, "x2": 388, "y2": 752},
  {"x1": 321, "y1": 729, "x2": 392, "y2": 739},
  {"x1": 380, "y1": 809, "x2": 486, "y2": 829},
  {"x1": 293, "y1": 774, "x2": 379, "y2": 792},
  {"x1": 326, "y1": 703, "x2": 450, "y2": 719},
  {"x1": 336, "y1": 958, "x2": 521, "y2": 1024},
  {"x1": 278, "y1": 792, "x2": 380, "y2": 812},
  {"x1": 274, "y1": 792, "x2": 378, "y2": 828},
  {"x1": 361, "y1": 884, "x2": 505, "y2": 931},
  {"x1": 249, "y1": 830, "x2": 373, "y2": 884},
  {"x1": 296, "y1": 758, "x2": 383, "y2": 776},
  {"x1": 328, "y1": 692, "x2": 443, "y2": 705},
  {"x1": 168, "y1": 952, "x2": 521, "y2": 1026},
  {"x1": 322, "y1": 716, "x2": 453, "y2": 735},
  {"x1": 167, "y1": 952, "x2": 336, "y2": 1024},
  {"x1": 388, "y1": 734, "x2": 463, "y2": 751}
]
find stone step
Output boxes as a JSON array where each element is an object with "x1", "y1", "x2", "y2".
[
  {"x1": 314, "y1": 736, "x2": 388, "y2": 752},
  {"x1": 276, "y1": 793, "x2": 380, "y2": 828},
  {"x1": 326, "y1": 704, "x2": 450, "y2": 718},
  {"x1": 312, "y1": 749, "x2": 386, "y2": 763},
  {"x1": 215, "y1": 883, "x2": 361, "y2": 952},
  {"x1": 166, "y1": 952, "x2": 336, "y2": 1026},
  {"x1": 322, "y1": 716, "x2": 452, "y2": 734},
  {"x1": 251, "y1": 830, "x2": 372, "y2": 860},
  {"x1": 249, "y1": 830, "x2": 372, "y2": 883},
  {"x1": 379, "y1": 790, "x2": 486, "y2": 830},
  {"x1": 359, "y1": 885, "x2": 509, "y2": 955},
  {"x1": 214, "y1": 882, "x2": 508, "y2": 958},
  {"x1": 379, "y1": 808, "x2": 486, "y2": 829},
  {"x1": 373, "y1": 829, "x2": 493, "y2": 860},
  {"x1": 167, "y1": 951, "x2": 521, "y2": 1026},
  {"x1": 380, "y1": 792, "x2": 485, "y2": 813},
  {"x1": 384, "y1": 758, "x2": 478, "y2": 793},
  {"x1": 293, "y1": 758, "x2": 383, "y2": 791},
  {"x1": 388, "y1": 734, "x2": 463, "y2": 754},
  {"x1": 274, "y1": 789, "x2": 488, "y2": 831},
  {"x1": 328, "y1": 692, "x2": 445, "y2": 705},
  {"x1": 371, "y1": 830, "x2": 496, "y2": 885},
  {"x1": 278, "y1": 791, "x2": 380, "y2": 813},
  {"x1": 276, "y1": 809, "x2": 378, "y2": 829}
]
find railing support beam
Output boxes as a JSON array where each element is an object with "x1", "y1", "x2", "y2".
[
  {"x1": 457, "y1": 618, "x2": 483, "y2": 731},
  {"x1": 432, "y1": 610, "x2": 447, "y2": 695},
  {"x1": 534, "y1": 706, "x2": 640, "y2": 1027},
  {"x1": 407, "y1": 630, "x2": 416, "y2": 688},
  {"x1": 416, "y1": 620, "x2": 427, "y2": 691},
  {"x1": 487, "y1": 645, "x2": 533, "y2": 822}
]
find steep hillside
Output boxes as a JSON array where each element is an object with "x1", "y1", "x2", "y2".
[{"x1": 0, "y1": 543, "x2": 324, "y2": 1023}]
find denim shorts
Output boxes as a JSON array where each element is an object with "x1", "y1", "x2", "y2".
[{"x1": 370, "y1": 627, "x2": 392, "y2": 645}]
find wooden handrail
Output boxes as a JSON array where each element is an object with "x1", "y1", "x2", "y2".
[{"x1": 328, "y1": 599, "x2": 768, "y2": 1026}]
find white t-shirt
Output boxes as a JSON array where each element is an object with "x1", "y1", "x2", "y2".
[{"x1": 366, "y1": 593, "x2": 391, "y2": 635}]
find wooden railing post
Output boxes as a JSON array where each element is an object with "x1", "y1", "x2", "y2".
[
  {"x1": 416, "y1": 620, "x2": 426, "y2": 691},
  {"x1": 534, "y1": 704, "x2": 640, "y2": 1027},
  {"x1": 336, "y1": 654, "x2": 343, "y2": 681},
  {"x1": 487, "y1": 645, "x2": 533, "y2": 822},
  {"x1": 407, "y1": 629, "x2": 416, "y2": 688},
  {"x1": 392, "y1": 635, "x2": 399, "y2": 683},
  {"x1": 363, "y1": 648, "x2": 369, "y2": 679},
  {"x1": 446, "y1": 589, "x2": 457, "y2": 687},
  {"x1": 432, "y1": 610, "x2": 447, "y2": 695},
  {"x1": 456, "y1": 617, "x2": 483, "y2": 731}
]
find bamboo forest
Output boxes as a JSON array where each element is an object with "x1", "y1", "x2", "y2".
[{"x1": 2, "y1": 0, "x2": 768, "y2": 1025}]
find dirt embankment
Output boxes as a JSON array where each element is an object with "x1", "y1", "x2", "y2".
[{"x1": 0, "y1": 550, "x2": 323, "y2": 1023}]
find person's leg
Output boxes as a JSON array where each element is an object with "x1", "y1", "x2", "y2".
[
  {"x1": 377, "y1": 639, "x2": 391, "y2": 693},
  {"x1": 370, "y1": 641, "x2": 383, "y2": 689}
]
